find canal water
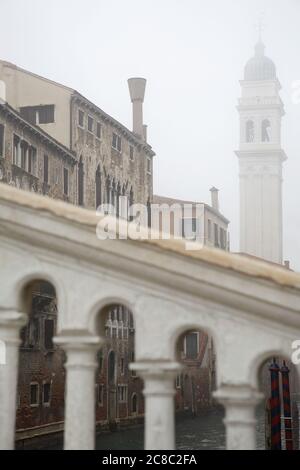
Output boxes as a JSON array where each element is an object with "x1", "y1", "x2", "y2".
[
  {"x1": 19, "y1": 406, "x2": 266, "y2": 450},
  {"x1": 95, "y1": 407, "x2": 266, "y2": 450}
]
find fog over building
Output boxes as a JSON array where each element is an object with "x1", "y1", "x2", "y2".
[{"x1": 236, "y1": 40, "x2": 287, "y2": 265}]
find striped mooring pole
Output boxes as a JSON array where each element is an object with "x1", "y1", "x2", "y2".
[
  {"x1": 281, "y1": 361, "x2": 293, "y2": 450},
  {"x1": 269, "y1": 358, "x2": 281, "y2": 449}
]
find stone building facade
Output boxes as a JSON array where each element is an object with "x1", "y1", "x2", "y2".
[
  {"x1": 0, "y1": 102, "x2": 76, "y2": 202},
  {"x1": 0, "y1": 61, "x2": 153, "y2": 444},
  {"x1": 71, "y1": 93, "x2": 153, "y2": 210},
  {"x1": 0, "y1": 60, "x2": 155, "y2": 211}
]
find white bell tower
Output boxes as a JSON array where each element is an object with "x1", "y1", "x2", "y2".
[{"x1": 236, "y1": 41, "x2": 287, "y2": 264}]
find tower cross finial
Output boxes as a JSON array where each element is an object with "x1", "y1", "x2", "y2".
[{"x1": 255, "y1": 12, "x2": 265, "y2": 42}]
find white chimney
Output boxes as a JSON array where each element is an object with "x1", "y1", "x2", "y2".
[
  {"x1": 210, "y1": 187, "x2": 219, "y2": 211},
  {"x1": 143, "y1": 124, "x2": 148, "y2": 142},
  {"x1": 128, "y1": 77, "x2": 146, "y2": 139},
  {"x1": 0, "y1": 80, "x2": 6, "y2": 102}
]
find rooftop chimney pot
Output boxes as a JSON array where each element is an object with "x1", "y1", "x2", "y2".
[
  {"x1": 0, "y1": 80, "x2": 6, "y2": 102},
  {"x1": 128, "y1": 77, "x2": 146, "y2": 139},
  {"x1": 210, "y1": 186, "x2": 219, "y2": 211}
]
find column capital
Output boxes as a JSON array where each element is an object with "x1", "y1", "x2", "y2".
[
  {"x1": 54, "y1": 331, "x2": 104, "y2": 350},
  {"x1": 213, "y1": 384, "x2": 263, "y2": 407},
  {"x1": 214, "y1": 384, "x2": 263, "y2": 450},
  {"x1": 54, "y1": 332, "x2": 104, "y2": 370},
  {"x1": 130, "y1": 360, "x2": 182, "y2": 378},
  {"x1": 0, "y1": 309, "x2": 27, "y2": 329}
]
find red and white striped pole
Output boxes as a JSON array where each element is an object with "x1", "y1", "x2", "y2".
[
  {"x1": 269, "y1": 358, "x2": 281, "y2": 450},
  {"x1": 281, "y1": 361, "x2": 293, "y2": 450}
]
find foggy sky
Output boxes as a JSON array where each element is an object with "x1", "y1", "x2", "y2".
[{"x1": 1, "y1": 0, "x2": 300, "y2": 270}]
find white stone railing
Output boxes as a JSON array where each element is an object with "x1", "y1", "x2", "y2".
[{"x1": 0, "y1": 183, "x2": 300, "y2": 450}]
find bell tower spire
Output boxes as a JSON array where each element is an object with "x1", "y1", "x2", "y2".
[{"x1": 236, "y1": 43, "x2": 287, "y2": 264}]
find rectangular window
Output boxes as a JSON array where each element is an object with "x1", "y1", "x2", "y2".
[
  {"x1": 28, "y1": 146, "x2": 37, "y2": 175},
  {"x1": 20, "y1": 141, "x2": 27, "y2": 170},
  {"x1": 20, "y1": 105, "x2": 55, "y2": 125},
  {"x1": 30, "y1": 383, "x2": 39, "y2": 406},
  {"x1": 147, "y1": 157, "x2": 151, "y2": 174},
  {"x1": 43, "y1": 154, "x2": 49, "y2": 184},
  {"x1": 220, "y1": 228, "x2": 227, "y2": 250},
  {"x1": 214, "y1": 223, "x2": 219, "y2": 247},
  {"x1": 207, "y1": 219, "x2": 212, "y2": 241},
  {"x1": 20, "y1": 107, "x2": 37, "y2": 124},
  {"x1": 120, "y1": 357, "x2": 125, "y2": 375},
  {"x1": 176, "y1": 375, "x2": 181, "y2": 389},
  {"x1": 182, "y1": 218, "x2": 197, "y2": 239},
  {"x1": 78, "y1": 109, "x2": 84, "y2": 128},
  {"x1": 38, "y1": 105, "x2": 55, "y2": 124},
  {"x1": 44, "y1": 319, "x2": 54, "y2": 350},
  {"x1": 98, "y1": 350, "x2": 103, "y2": 373},
  {"x1": 63, "y1": 167, "x2": 69, "y2": 196},
  {"x1": 43, "y1": 383, "x2": 51, "y2": 405},
  {"x1": 88, "y1": 115, "x2": 94, "y2": 133},
  {"x1": 118, "y1": 385, "x2": 127, "y2": 403},
  {"x1": 186, "y1": 332, "x2": 198, "y2": 359},
  {"x1": 13, "y1": 134, "x2": 21, "y2": 166},
  {"x1": 96, "y1": 122, "x2": 101, "y2": 139},
  {"x1": 98, "y1": 384, "x2": 104, "y2": 405},
  {"x1": 112, "y1": 133, "x2": 122, "y2": 152},
  {"x1": 129, "y1": 145, "x2": 134, "y2": 161},
  {"x1": 28, "y1": 317, "x2": 39, "y2": 347},
  {"x1": 130, "y1": 352, "x2": 136, "y2": 377},
  {"x1": 0, "y1": 124, "x2": 4, "y2": 157}
]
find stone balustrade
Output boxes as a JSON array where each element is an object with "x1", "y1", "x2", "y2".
[{"x1": 0, "y1": 183, "x2": 300, "y2": 450}]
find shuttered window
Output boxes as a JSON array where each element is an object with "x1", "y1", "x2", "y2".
[
  {"x1": 0, "y1": 124, "x2": 4, "y2": 157},
  {"x1": 43, "y1": 154, "x2": 49, "y2": 183},
  {"x1": 186, "y1": 333, "x2": 198, "y2": 359},
  {"x1": 44, "y1": 319, "x2": 54, "y2": 350}
]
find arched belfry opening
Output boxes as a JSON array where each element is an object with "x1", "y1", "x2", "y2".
[
  {"x1": 174, "y1": 328, "x2": 224, "y2": 450},
  {"x1": 16, "y1": 280, "x2": 65, "y2": 448},
  {"x1": 256, "y1": 356, "x2": 300, "y2": 450},
  {"x1": 94, "y1": 303, "x2": 143, "y2": 438},
  {"x1": 246, "y1": 120, "x2": 255, "y2": 143},
  {"x1": 262, "y1": 119, "x2": 271, "y2": 142}
]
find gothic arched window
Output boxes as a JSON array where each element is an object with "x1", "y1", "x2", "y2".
[
  {"x1": 111, "y1": 179, "x2": 116, "y2": 210},
  {"x1": 262, "y1": 119, "x2": 271, "y2": 142},
  {"x1": 131, "y1": 393, "x2": 137, "y2": 414},
  {"x1": 106, "y1": 176, "x2": 111, "y2": 205},
  {"x1": 95, "y1": 164, "x2": 102, "y2": 209},
  {"x1": 108, "y1": 350, "x2": 116, "y2": 385},
  {"x1": 78, "y1": 156, "x2": 84, "y2": 206},
  {"x1": 246, "y1": 120, "x2": 254, "y2": 143},
  {"x1": 129, "y1": 187, "x2": 134, "y2": 222},
  {"x1": 116, "y1": 182, "x2": 121, "y2": 217}
]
